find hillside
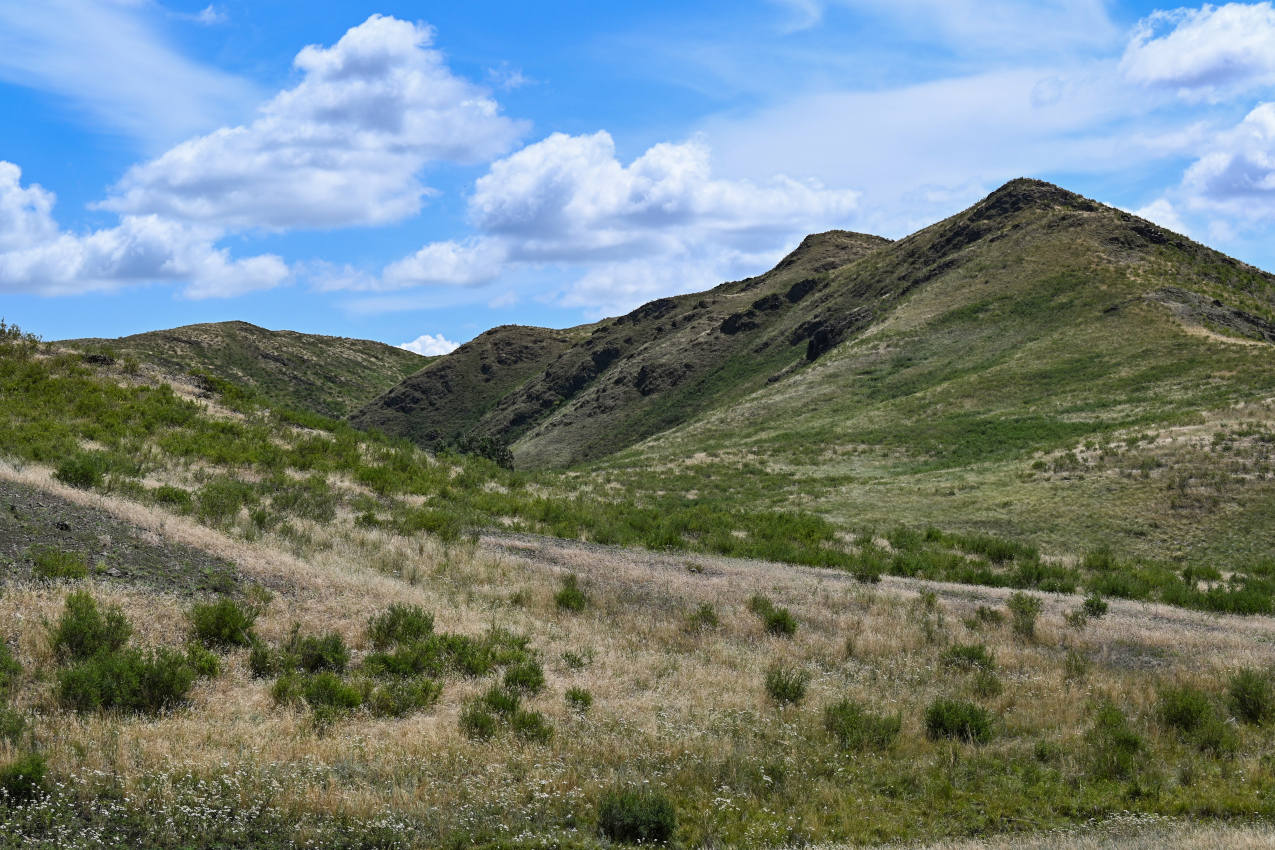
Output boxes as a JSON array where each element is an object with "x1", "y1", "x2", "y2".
[
  {"x1": 64, "y1": 320, "x2": 425, "y2": 419},
  {"x1": 353, "y1": 230, "x2": 892, "y2": 465}
]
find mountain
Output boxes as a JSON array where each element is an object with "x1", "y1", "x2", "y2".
[
  {"x1": 63, "y1": 321, "x2": 425, "y2": 419},
  {"x1": 354, "y1": 178, "x2": 1275, "y2": 559},
  {"x1": 354, "y1": 229, "x2": 891, "y2": 465}
]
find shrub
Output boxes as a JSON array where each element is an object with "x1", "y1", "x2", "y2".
[
  {"x1": 1006, "y1": 592, "x2": 1043, "y2": 640},
  {"x1": 301, "y1": 672, "x2": 363, "y2": 713},
  {"x1": 940, "y1": 643, "x2": 995, "y2": 671},
  {"x1": 965, "y1": 605, "x2": 1003, "y2": 629},
  {"x1": 294, "y1": 632, "x2": 349, "y2": 674},
  {"x1": 189, "y1": 598, "x2": 257, "y2": 650},
  {"x1": 480, "y1": 685, "x2": 521, "y2": 717},
  {"x1": 1063, "y1": 649, "x2": 1092, "y2": 682},
  {"x1": 0, "y1": 752, "x2": 46, "y2": 803},
  {"x1": 554, "y1": 575, "x2": 588, "y2": 613},
  {"x1": 367, "y1": 679, "x2": 441, "y2": 718},
  {"x1": 925, "y1": 697, "x2": 993, "y2": 744},
  {"x1": 502, "y1": 660, "x2": 546, "y2": 696},
  {"x1": 50, "y1": 591, "x2": 132, "y2": 663},
  {"x1": 1228, "y1": 668, "x2": 1274, "y2": 725},
  {"x1": 561, "y1": 649, "x2": 591, "y2": 670},
  {"x1": 271, "y1": 673, "x2": 303, "y2": 707},
  {"x1": 460, "y1": 702, "x2": 498, "y2": 740},
  {"x1": 367, "y1": 604, "x2": 434, "y2": 650},
  {"x1": 1081, "y1": 593, "x2": 1109, "y2": 619},
  {"x1": 566, "y1": 686, "x2": 593, "y2": 712},
  {"x1": 184, "y1": 643, "x2": 221, "y2": 678},
  {"x1": 248, "y1": 639, "x2": 275, "y2": 679},
  {"x1": 597, "y1": 787, "x2": 677, "y2": 845},
  {"x1": 57, "y1": 648, "x2": 196, "y2": 714},
  {"x1": 54, "y1": 452, "x2": 108, "y2": 490},
  {"x1": 764, "y1": 664, "x2": 809, "y2": 705},
  {"x1": 1088, "y1": 702, "x2": 1144, "y2": 780},
  {"x1": 511, "y1": 709, "x2": 553, "y2": 744},
  {"x1": 686, "y1": 603, "x2": 719, "y2": 632},
  {"x1": 823, "y1": 699, "x2": 901, "y2": 751},
  {"x1": 972, "y1": 669, "x2": 1003, "y2": 698},
  {"x1": 1158, "y1": 684, "x2": 1237, "y2": 756},
  {"x1": 0, "y1": 707, "x2": 25, "y2": 745},
  {"x1": 749, "y1": 595, "x2": 797, "y2": 636},
  {"x1": 152, "y1": 485, "x2": 193, "y2": 513},
  {"x1": 0, "y1": 641, "x2": 20, "y2": 698},
  {"x1": 29, "y1": 546, "x2": 88, "y2": 580}
]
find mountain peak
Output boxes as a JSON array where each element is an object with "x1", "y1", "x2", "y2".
[
  {"x1": 970, "y1": 178, "x2": 1102, "y2": 222},
  {"x1": 774, "y1": 229, "x2": 891, "y2": 275}
]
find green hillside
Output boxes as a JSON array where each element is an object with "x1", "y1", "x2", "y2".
[{"x1": 64, "y1": 320, "x2": 425, "y2": 419}]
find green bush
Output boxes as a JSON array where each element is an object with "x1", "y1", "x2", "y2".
[
  {"x1": 502, "y1": 660, "x2": 546, "y2": 696},
  {"x1": 511, "y1": 709, "x2": 553, "y2": 744},
  {"x1": 248, "y1": 639, "x2": 275, "y2": 679},
  {"x1": 1088, "y1": 702, "x2": 1144, "y2": 780},
  {"x1": 749, "y1": 595, "x2": 797, "y2": 636},
  {"x1": 597, "y1": 787, "x2": 677, "y2": 845},
  {"x1": 367, "y1": 678, "x2": 440, "y2": 718},
  {"x1": 686, "y1": 603, "x2": 719, "y2": 632},
  {"x1": 0, "y1": 641, "x2": 20, "y2": 698},
  {"x1": 29, "y1": 546, "x2": 88, "y2": 580},
  {"x1": 1158, "y1": 684, "x2": 1237, "y2": 756},
  {"x1": 57, "y1": 647, "x2": 196, "y2": 714},
  {"x1": 554, "y1": 575, "x2": 588, "y2": 613},
  {"x1": 924, "y1": 697, "x2": 993, "y2": 744},
  {"x1": 460, "y1": 702, "x2": 498, "y2": 740},
  {"x1": 940, "y1": 643, "x2": 995, "y2": 671},
  {"x1": 50, "y1": 591, "x2": 132, "y2": 663},
  {"x1": 0, "y1": 707, "x2": 25, "y2": 745},
  {"x1": 823, "y1": 699, "x2": 901, "y2": 751},
  {"x1": 1081, "y1": 593, "x2": 1109, "y2": 619},
  {"x1": 1229, "y1": 668, "x2": 1274, "y2": 725},
  {"x1": 294, "y1": 632, "x2": 349, "y2": 674},
  {"x1": 480, "y1": 685, "x2": 521, "y2": 717},
  {"x1": 54, "y1": 452, "x2": 108, "y2": 490},
  {"x1": 189, "y1": 598, "x2": 257, "y2": 650},
  {"x1": 151, "y1": 485, "x2": 193, "y2": 513},
  {"x1": 184, "y1": 643, "x2": 221, "y2": 678},
  {"x1": 764, "y1": 664, "x2": 809, "y2": 705},
  {"x1": 301, "y1": 672, "x2": 363, "y2": 713},
  {"x1": 1006, "y1": 592, "x2": 1043, "y2": 640},
  {"x1": 0, "y1": 752, "x2": 46, "y2": 803},
  {"x1": 566, "y1": 686, "x2": 593, "y2": 713},
  {"x1": 367, "y1": 604, "x2": 434, "y2": 650}
]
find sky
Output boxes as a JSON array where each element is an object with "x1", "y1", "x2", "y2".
[{"x1": 3, "y1": 1, "x2": 1275, "y2": 353}]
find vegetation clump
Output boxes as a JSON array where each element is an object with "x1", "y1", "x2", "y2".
[
  {"x1": 29, "y1": 546, "x2": 88, "y2": 580},
  {"x1": 1228, "y1": 668, "x2": 1274, "y2": 725},
  {"x1": 764, "y1": 664, "x2": 810, "y2": 705},
  {"x1": 597, "y1": 787, "x2": 677, "y2": 845},
  {"x1": 1088, "y1": 702, "x2": 1145, "y2": 780},
  {"x1": 1006, "y1": 592, "x2": 1043, "y2": 640},
  {"x1": 1158, "y1": 684, "x2": 1236, "y2": 755},
  {"x1": 367, "y1": 603, "x2": 434, "y2": 649},
  {"x1": 749, "y1": 594, "x2": 797, "y2": 636},
  {"x1": 554, "y1": 574, "x2": 588, "y2": 612},
  {"x1": 925, "y1": 697, "x2": 994, "y2": 744},
  {"x1": 823, "y1": 699, "x2": 901, "y2": 751},
  {"x1": 50, "y1": 590, "x2": 132, "y2": 663},
  {"x1": 189, "y1": 597, "x2": 258, "y2": 650},
  {"x1": 0, "y1": 752, "x2": 46, "y2": 803},
  {"x1": 57, "y1": 647, "x2": 196, "y2": 714},
  {"x1": 566, "y1": 686, "x2": 593, "y2": 712},
  {"x1": 940, "y1": 643, "x2": 995, "y2": 671}
]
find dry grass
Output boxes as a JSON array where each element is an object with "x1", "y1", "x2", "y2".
[{"x1": 2, "y1": 461, "x2": 1275, "y2": 846}]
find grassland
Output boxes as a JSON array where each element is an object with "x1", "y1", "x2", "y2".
[{"x1": 0, "y1": 315, "x2": 1274, "y2": 847}]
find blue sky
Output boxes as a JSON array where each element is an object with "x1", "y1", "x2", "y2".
[{"x1": 4, "y1": 1, "x2": 1275, "y2": 352}]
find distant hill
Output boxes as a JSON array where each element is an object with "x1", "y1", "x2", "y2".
[
  {"x1": 353, "y1": 229, "x2": 892, "y2": 465},
  {"x1": 63, "y1": 321, "x2": 425, "y2": 419}
]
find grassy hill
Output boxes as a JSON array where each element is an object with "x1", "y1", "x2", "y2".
[{"x1": 63, "y1": 320, "x2": 426, "y2": 419}]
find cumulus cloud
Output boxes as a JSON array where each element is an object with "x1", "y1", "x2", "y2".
[
  {"x1": 351, "y1": 131, "x2": 860, "y2": 313},
  {"x1": 1122, "y1": 3, "x2": 1275, "y2": 98},
  {"x1": 0, "y1": 161, "x2": 287, "y2": 297},
  {"x1": 398, "y1": 333, "x2": 459, "y2": 356},
  {"x1": 1180, "y1": 102, "x2": 1275, "y2": 218},
  {"x1": 100, "y1": 14, "x2": 524, "y2": 230}
]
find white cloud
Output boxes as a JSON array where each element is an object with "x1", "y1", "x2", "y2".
[
  {"x1": 0, "y1": 1, "x2": 257, "y2": 149},
  {"x1": 1122, "y1": 3, "x2": 1275, "y2": 98},
  {"x1": 1131, "y1": 198, "x2": 1192, "y2": 237},
  {"x1": 347, "y1": 131, "x2": 860, "y2": 314},
  {"x1": 0, "y1": 161, "x2": 287, "y2": 297},
  {"x1": 190, "y1": 5, "x2": 227, "y2": 26},
  {"x1": 100, "y1": 14, "x2": 525, "y2": 231},
  {"x1": 398, "y1": 333, "x2": 459, "y2": 356},
  {"x1": 1180, "y1": 102, "x2": 1275, "y2": 219},
  {"x1": 381, "y1": 239, "x2": 509, "y2": 289}
]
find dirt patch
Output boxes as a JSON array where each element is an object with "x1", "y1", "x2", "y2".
[{"x1": 0, "y1": 477, "x2": 243, "y2": 595}]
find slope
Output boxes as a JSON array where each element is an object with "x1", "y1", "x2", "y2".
[
  {"x1": 599, "y1": 178, "x2": 1275, "y2": 561},
  {"x1": 353, "y1": 230, "x2": 892, "y2": 466},
  {"x1": 63, "y1": 320, "x2": 425, "y2": 419}
]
